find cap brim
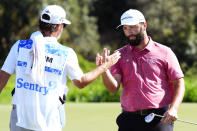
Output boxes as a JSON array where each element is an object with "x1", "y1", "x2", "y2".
[
  {"x1": 116, "y1": 21, "x2": 141, "y2": 29},
  {"x1": 63, "y1": 19, "x2": 71, "y2": 25},
  {"x1": 116, "y1": 25, "x2": 122, "y2": 29}
]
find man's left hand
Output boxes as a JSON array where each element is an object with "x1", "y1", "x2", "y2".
[{"x1": 161, "y1": 107, "x2": 178, "y2": 123}]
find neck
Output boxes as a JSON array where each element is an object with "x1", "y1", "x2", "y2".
[
  {"x1": 41, "y1": 31, "x2": 58, "y2": 38},
  {"x1": 135, "y1": 34, "x2": 149, "y2": 50}
]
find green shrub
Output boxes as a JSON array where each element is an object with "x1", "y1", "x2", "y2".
[
  {"x1": 66, "y1": 76, "x2": 121, "y2": 102},
  {"x1": 0, "y1": 75, "x2": 15, "y2": 104},
  {"x1": 183, "y1": 62, "x2": 197, "y2": 102}
]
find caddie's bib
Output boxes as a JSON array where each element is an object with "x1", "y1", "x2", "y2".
[{"x1": 14, "y1": 37, "x2": 73, "y2": 131}]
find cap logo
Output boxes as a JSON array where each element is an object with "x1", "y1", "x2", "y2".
[
  {"x1": 45, "y1": 10, "x2": 50, "y2": 13},
  {"x1": 121, "y1": 16, "x2": 133, "y2": 21},
  {"x1": 60, "y1": 17, "x2": 64, "y2": 22}
]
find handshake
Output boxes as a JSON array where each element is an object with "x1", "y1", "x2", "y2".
[{"x1": 96, "y1": 48, "x2": 121, "y2": 69}]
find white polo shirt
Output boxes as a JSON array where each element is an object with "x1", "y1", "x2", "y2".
[{"x1": 1, "y1": 37, "x2": 83, "y2": 131}]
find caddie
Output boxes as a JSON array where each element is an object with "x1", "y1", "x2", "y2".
[{"x1": 0, "y1": 5, "x2": 120, "y2": 131}]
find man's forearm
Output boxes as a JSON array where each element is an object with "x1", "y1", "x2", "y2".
[
  {"x1": 0, "y1": 70, "x2": 11, "y2": 93},
  {"x1": 170, "y1": 78, "x2": 185, "y2": 110},
  {"x1": 83, "y1": 63, "x2": 108, "y2": 83},
  {"x1": 161, "y1": 78, "x2": 185, "y2": 123},
  {"x1": 74, "y1": 62, "x2": 110, "y2": 89},
  {"x1": 102, "y1": 70, "x2": 120, "y2": 93}
]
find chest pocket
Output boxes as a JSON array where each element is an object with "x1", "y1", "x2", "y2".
[
  {"x1": 45, "y1": 54, "x2": 67, "y2": 76},
  {"x1": 141, "y1": 57, "x2": 166, "y2": 79},
  {"x1": 44, "y1": 44, "x2": 68, "y2": 76}
]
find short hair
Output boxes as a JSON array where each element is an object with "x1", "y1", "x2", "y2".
[{"x1": 39, "y1": 14, "x2": 59, "y2": 33}]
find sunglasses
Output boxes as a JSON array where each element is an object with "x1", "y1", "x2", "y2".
[{"x1": 63, "y1": 24, "x2": 67, "y2": 28}]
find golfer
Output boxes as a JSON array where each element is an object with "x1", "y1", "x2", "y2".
[
  {"x1": 0, "y1": 5, "x2": 120, "y2": 131},
  {"x1": 96, "y1": 9, "x2": 185, "y2": 131}
]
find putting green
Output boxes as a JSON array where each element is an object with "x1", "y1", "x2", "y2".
[{"x1": 0, "y1": 103, "x2": 196, "y2": 131}]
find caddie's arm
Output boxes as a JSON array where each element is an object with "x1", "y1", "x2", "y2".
[
  {"x1": 0, "y1": 70, "x2": 11, "y2": 93},
  {"x1": 72, "y1": 51, "x2": 120, "y2": 89},
  {"x1": 161, "y1": 78, "x2": 185, "y2": 123}
]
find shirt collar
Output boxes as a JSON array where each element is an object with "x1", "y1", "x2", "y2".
[
  {"x1": 43, "y1": 37, "x2": 57, "y2": 42},
  {"x1": 145, "y1": 36, "x2": 154, "y2": 51}
]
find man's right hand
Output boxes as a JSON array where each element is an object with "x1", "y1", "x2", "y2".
[{"x1": 96, "y1": 48, "x2": 120, "y2": 68}]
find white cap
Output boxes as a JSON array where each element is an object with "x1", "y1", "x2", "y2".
[
  {"x1": 117, "y1": 9, "x2": 145, "y2": 28},
  {"x1": 40, "y1": 5, "x2": 71, "y2": 25}
]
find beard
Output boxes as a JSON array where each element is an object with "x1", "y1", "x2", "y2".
[{"x1": 126, "y1": 28, "x2": 144, "y2": 46}]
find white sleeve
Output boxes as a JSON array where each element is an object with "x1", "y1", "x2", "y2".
[
  {"x1": 65, "y1": 48, "x2": 83, "y2": 80},
  {"x1": 1, "y1": 41, "x2": 19, "y2": 75}
]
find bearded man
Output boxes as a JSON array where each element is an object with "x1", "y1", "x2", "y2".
[{"x1": 96, "y1": 9, "x2": 185, "y2": 131}]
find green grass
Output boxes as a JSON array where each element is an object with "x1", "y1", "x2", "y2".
[
  {"x1": 0, "y1": 103, "x2": 197, "y2": 131},
  {"x1": 64, "y1": 103, "x2": 121, "y2": 131},
  {"x1": 174, "y1": 103, "x2": 197, "y2": 131}
]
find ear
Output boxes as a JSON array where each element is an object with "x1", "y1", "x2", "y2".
[{"x1": 56, "y1": 24, "x2": 62, "y2": 31}]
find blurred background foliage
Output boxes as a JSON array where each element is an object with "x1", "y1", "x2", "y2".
[{"x1": 0, "y1": 0, "x2": 197, "y2": 103}]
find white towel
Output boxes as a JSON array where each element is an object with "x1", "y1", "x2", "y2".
[{"x1": 27, "y1": 31, "x2": 46, "y2": 86}]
